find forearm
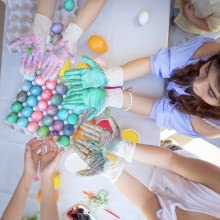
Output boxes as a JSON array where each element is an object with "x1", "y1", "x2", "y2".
[
  {"x1": 122, "y1": 93, "x2": 157, "y2": 116},
  {"x1": 1, "y1": 173, "x2": 32, "y2": 220},
  {"x1": 74, "y1": 0, "x2": 106, "y2": 31},
  {"x1": 40, "y1": 175, "x2": 59, "y2": 220},
  {"x1": 187, "y1": 15, "x2": 210, "y2": 32},
  {"x1": 37, "y1": 0, "x2": 57, "y2": 18},
  {"x1": 122, "y1": 57, "x2": 152, "y2": 81}
]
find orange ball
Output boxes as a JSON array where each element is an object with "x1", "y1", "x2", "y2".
[
  {"x1": 37, "y1": 190, "x2": 59, "y2": 203},
  {"x1": 88, "y1": 35, "x2": 108, "y2": 53}
]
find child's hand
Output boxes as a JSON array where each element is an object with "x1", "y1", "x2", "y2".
[
  {"x1": 40, "y1": 137, "x2": 64, "y2": 178},
  {"x1": 182, "y1": 1, "x2": 195, "y2": 20},
  {"x1": 24, "y1": 138, "x2": 44, "y2": 178}
]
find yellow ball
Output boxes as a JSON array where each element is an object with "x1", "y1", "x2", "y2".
[
  {"x1": 121, "y1": 129, "x2": 140, "y2": 143},
  {"x1": 53, "y1": 171, "x2": 61, "y2": 190},
  {"x1": 58, "y1": 59, "x2": 71, "y2": 77},
  {"x1": 76, "y1": 63, "x2": 89, "y2": 69}
]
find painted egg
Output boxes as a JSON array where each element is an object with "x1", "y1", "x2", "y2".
[
  {"x1": 88, "y1": 35, "x2": 108, "y2": 53},
  {"x1": 24, "y1": 73, "x2": 36, "y2": 81},
  {"x1": 35, "y1": 75, "x2": 46, "y2": 86},
  {"x1": 6, "y1": 112, "x2": 18, "y2": 123},
  {"x1": 17, "y1": 117, "x2": 29, "y2": 127},
  {"x1": 51, "y1": 23, "x2": 64, "y2": 34},
  {"x1": 121, "y1": 129, "x2": 140, "y2": 143},
  {"x1": 21, "y1": 106, "x2": 33, "y2": 117},
  {"x1": 42, "y1": 115, "x2": 54, "y2": 126},
  {"x1": 63, "y1": 124, "x2": 74, "y2": 136},
  {"x1": 57, "y1": 109, "x2": 69, "y2": 120},
  {"x1": 75, "y1": 63, "x2": 89, "y2": 69},
  {"x1": 37, "y1": 100, "x2": 48, "y2": 111},
  {"x1": 32, "y1": 111, "x2": 44, "y2": 122},
  {"x1": 11, "y1": 101, "x2": 23, "y2": 113},
  {"x1": 56, "y1": 84, "x2": 67, "y2": 95},
  {"x1": 16, "y1": 91, "x2": 28, "y2": 103},
  {"x1": 67, "y1": 114, "x2": 79, "y2": 125},
  {"x1": 53, "y1": 120, "x2": 64, "y2": 131},
  {"x1": 47, "y1": 105, "x2": 58, "y2": 116},
  {"x1": 45, "y1": 80, "x2": 57, "y2": 90},
  {"x1": 41, "y1": 89, "x2": 53, "y2": 101},
  {"x1": 50, "y1": 130, "x2": 59, "y2": 137},
  {"x1": 72, "y1": 108, "x2": 84, "y2": 115},
  {"x1": 59, "y1": 135, "x2": 70, "y2": 147},
  {"x1": 38, "y1": 126, "x2": 49, "y2": 137},
  {"x1": 96, "y1": 119, "x2": 112, "y2": 131},
  {"x1": 58, "y1": 59, "x2": 71, "y2": 77},
  {"x1": 30, "y1": 85, "x2": 42, "y2": 96},
  {"x1": 22, "y1": 80, "x2": 32, "y2": 92},
  {"x1": 53, "y1": 171, "x2": 61, "y2": 190},
  {"x1": 26, "y1": 95, "x2": 38, "y2": 107},
  {"x1": 27, "y1": 121, "x2": 39, "y2": 132},
  {"x1": 51, "y1": 94, "x2": 63, "y2": 105},
  {"x1": 64, "y1": 0, "x2": 75, "y2": 11},
  {"x1": 138, "y1": 11, "x2": 150, "y2": 26}
]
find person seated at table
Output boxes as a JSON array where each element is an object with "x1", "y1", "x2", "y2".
[
  {"x1": 1, "y1": 137, "x2": 64, "y2": 220},
  {"x1": 9, "y1": 0, "x2": 106, "y2": 79},
  {"x1": 61, "y1": 36, "x2": 220, "y2": 138},
  {"x1": 71, "y1": 117, "x2": 220, "y2": 220},
  {"x1": 174, "y1": 0, "x2": 220, "y2": 35}
]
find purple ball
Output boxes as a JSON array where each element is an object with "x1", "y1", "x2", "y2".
[
  {"x1": 53, "y1": 120, "x2": 64, "y2": 131},
  {"x1": 47, "y1": 105, "x2": 58, "y2": 116},
  {"x1": 50, "y1": 130, "x2": 59, "y2": 136},
  {"x1": 56, "y1": 84, "x2": 68, "y2": 95}
]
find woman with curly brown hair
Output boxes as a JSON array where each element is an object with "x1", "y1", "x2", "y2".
[{"x1": 61, "y1": 36, "x2": 220, "y2": 138}]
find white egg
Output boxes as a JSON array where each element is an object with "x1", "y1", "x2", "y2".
[{"x1": 138, "y1": 11, "x2": 150, "y2": 26}]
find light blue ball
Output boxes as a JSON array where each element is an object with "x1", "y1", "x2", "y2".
[
  {"x1": 17, "y1": 117, "x2": 29, "y2": 127},
  {"x1": 26, "y1": 95, "x2": 38, "y2": 107},
  {"x1": 56, "y1": 84, "x2": 67, "y2": 95},
  {"x1": 57, "y1": 109, "x2": 68, "y2": 120},
  {"x1": 63, "y1": 124, "x2": 74, "y2": 136},
  {"x1": 64, "y1": 0, "x2": 75, "y2": 11},
  {"x1": 22, "y1": 80, "x2": 32, "y2": 92},
  {"x1": 51, "y1": 94, "x2": 63, "y2": 105},
  {"x1": 30, "y1": 85, "x2": 42, "y2": 96},
  {"x1": 42, "y1": 116, "x2": 54, "y2": 126},
  {"x1": 24, "y1": 73, "x2": 36, "y2": 81},
  {"x1": 21, "y1": 106, "x2": 33, "y2": 117}
]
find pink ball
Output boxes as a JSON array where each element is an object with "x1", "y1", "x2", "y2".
[
  {"x1": 35, "y1": 75, "x2": 46, "y2": 86},
  {"x1": 27, "y1": 121, "x2": 39, "y2": 132},
  {"x1": 46, "y1": 80, "x2": 57, "y2": 90},
  {"x1": 37, "y1": 100, "x2": 48, "y2": 111},
  {"x1": 41, "y1": 89, "x2": 53, "y2": 100},
  {"x1": 32, "y1": 111, "x2": 43, "y2": 122},
  {"x1": 53, "y1": 120, "x2": 64, "y2": 131}
]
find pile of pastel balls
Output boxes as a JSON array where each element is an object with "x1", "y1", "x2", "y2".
[{"x1": 6, "y1": 73, "x2": 80, "y2": 147}]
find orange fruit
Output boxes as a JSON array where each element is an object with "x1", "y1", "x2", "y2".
[{"x1": 88, "y1": 35, "x2": 108, "y2": 53}]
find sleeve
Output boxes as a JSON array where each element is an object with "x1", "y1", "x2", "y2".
[
  {"x1": 149, "y1": 97, "x2": 201, "y2": 138},
  {"x1": 207, "y1": 9, "x2": 220, "y2": 32},
  {"x1": 150, "y1": 37, "x2": 215, "y2": 79}
]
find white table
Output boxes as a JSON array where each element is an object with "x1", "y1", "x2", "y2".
[{"x1": 0, "y1": 0, "x2": 170, "y2": 219}]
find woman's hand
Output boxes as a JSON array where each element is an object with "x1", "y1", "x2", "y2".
[
  {"x1": 182, "y1": 0, "x2": 195, "y2": 21},
  {"x1": 23, "y1": 138, "x2": 44, "y2": 178},
  {"x1": 40, "y1": 137, "x2": 64, "y2": 178}
]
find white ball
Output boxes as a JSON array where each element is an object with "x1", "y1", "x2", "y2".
[{"x1": 138, "y1": 11, "x2": 149, "y2": 26}]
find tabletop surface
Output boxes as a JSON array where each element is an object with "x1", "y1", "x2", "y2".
[{"x1": 0, "y1": 0, "x2": 170, "y2": 219}]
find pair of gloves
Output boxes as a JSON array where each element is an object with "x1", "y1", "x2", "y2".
[
  {"x1": 69, "y1": 117, "x2": 136, "y2": 183},
  {"x1": 62, "y1": 56, "x2": 125, "y2": 120},
  {"x1": 8, "y1": 13, "x2": 83, "y2": 80}
]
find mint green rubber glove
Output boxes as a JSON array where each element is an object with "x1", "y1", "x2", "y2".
[
  {"x1": 62, "y1": 88, "x2": 106, "y2": 120},
  {"x1": 62, "y1": 56, "x2": 108, "y2": 91}
]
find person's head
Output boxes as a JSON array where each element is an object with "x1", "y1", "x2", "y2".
[{"x1": 169, "y1": 52, "x2": 220, "y2": 119}]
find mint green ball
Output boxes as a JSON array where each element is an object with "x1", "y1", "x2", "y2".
[
  {"x1": 38, "y1": 126, "x2": 49, "y2": 137},
  {"x1": 64, "y1": 0, "x2": 75, "y2": 11},
  {"x1": 58, "y1": 135, "x2": 70, "y2": 147},
  {"x1": 67, "y1": 114, "x2": 79, "y2": 125},
  {"x1": 6, "y1": 112, "x2": 19, "y2": 123},
  {"x1": 11, "y1": 101, "x2": 23, "y2": 113}
]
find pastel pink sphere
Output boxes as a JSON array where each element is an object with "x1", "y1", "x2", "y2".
[
  {"x1": 41, "y1": 89, "x2": 53, "y2": 101},
  {"x1": 32, "y1": 111, "x2": 43, "y2": 122},
  {"x1": 27, "y1": 121, "x2": 39, "y2": 132},
  {"x1": 37, "y1": 100, "x2": 48, "y2": 111},
  {"x1": 45, "y1": 80, "x2": 57, "y2": 90},
  {"x1": 35, "y1": 75, "x2": 46, "y2": 86}
]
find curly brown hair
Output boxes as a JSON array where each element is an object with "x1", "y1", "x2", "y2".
[{"x1": 168, "y1": 52, "x2": 220, "y2": 119}]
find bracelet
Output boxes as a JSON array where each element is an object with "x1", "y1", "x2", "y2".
[{"x1": 124, "y1": 91, "x2": 133, "y2": 111}]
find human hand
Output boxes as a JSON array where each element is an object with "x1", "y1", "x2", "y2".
[
  {"x1": 40, "y1": 137, "x2": 64, "y2": 178},
  {"x1": 23, "y1": 138, "x2": 44, "y2": 178},
  {"x1": 62, "y1": 56, "x2": 108, "y2": 91},
  {"x1": 182, "y1": 0, "x2": 195, "y2": 20}
]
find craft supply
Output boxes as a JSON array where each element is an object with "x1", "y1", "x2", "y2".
[
  {"x1": 45, "y1": 80, "x2": 57, "y2": 90},
  {"x1": 63, "y1": 124, "x2": 74, "y2": 136},
  {"x1": 47, "y1": 105, "x2": 59, "y2": 116},
  {"x1": 27, "y1": 121, "x2": 39, "y2": 132},
  {"x1": 38, "y1": 126, "x2": 49, "y2": 137},
  {"x1": 57, "y1": 109, "x2": 69, "y2": 120},
  {"x1": 21, "y1": 106, "x2": 33, "y2": 117},
  {"x1": 51, "y1": 23, "x2": 64, "y2": 34},
  {"x1": 6, "y1": 112, "x2": 18, "y2": 123},
  {"x1": 58, "y1": 135, "x2": 70, "y2": 146},
  {"x1": 56, "y1": 84, "x2": 68, "y2": 95},
  {"x1": 11, "y1": 101, "x2": 23, "y2": 113},
  {"x1": 32, "y1": 111, "x2": 43, "y2": 122},
  {"x1": 16, "y1": 91, "x2": 27, "y2": 102},
  {"x1": 37, "y1": 100, "x2": 48, "y2": 111},
  {"x1": 88, "y1": 35, "x2": 108, "y2": 53},
  {"x1": 53, "y1": 120, "x2": 64, "y2": 131},
  {"x1": 121, "y1": 129, "x2": 139, "y2": 143},
  {"x1": 51, "y1": 94, "x2": 63, "y2": 105},
  {"x1": 42, "y1": 115, "x2": 54, "y2": 126},
  {"x1": 35, "y1": 75, "x2": 46, "y2": 86},
  {"x1": 22, "y1": 80, "x2": 32, "y2": 92},
  {"x1": 30, "y1": 85, "x2": 42, "y2": 96},
  {"x1": 96, "y1": 119, "x2": 112, "y2": 131},
  {"x1": 41, "y1": 89, "x2": 53, "y2": 100},
  {"x1": 17, "y1": 117, "x2": 29, "y2": 127},
  {"x1": 138, "y1": 11, "x2": 150, "y2": 25},
  {"x1": 64, "y1": 0, "x2": 75, "y2": 11},
  {"x1": 26, "y1": 95, "x2": 38, "y2": 107}
]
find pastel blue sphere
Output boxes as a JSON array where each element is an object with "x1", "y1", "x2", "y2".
[
  {"x1": 63, "y1": 124, "x2": 74, "y2": 136},
  {"x1": 26, "y1": 95, "x2": 38, "y2": 107},
  {"x1": 21, "y1": 106, "x2": 33, "y2": 117},
  {"x1": 24, "y1": 73, "x2": 36, "y2": 81},
  {"x1": 17, "y1": 117, "x2": 29, "y2": 127},
  {"x1": 22, "y1": 80, "x2": 32, "y2": 92},
  {"x1": 56, "y1": 84, "x2": 67, "y2": 95},
  {"x1": 57, "y1": 109, "x2": 68, "y2": 120},
  {"x1": 30, "y1": 85, "x2": 42, "y2": 96},
  {"x1": 42, "y1": 115, "x2": 54, "y2": 126}
]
